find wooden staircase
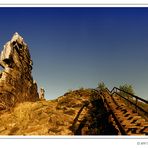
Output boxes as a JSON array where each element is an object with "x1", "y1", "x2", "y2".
[{"x1": 100, "y1": 88, "x2": 148, "y2": 135}]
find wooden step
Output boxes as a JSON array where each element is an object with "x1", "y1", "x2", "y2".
[
  {"x1": 142, "y1": 128, "x2": 148, "y2": 133},
  {"x1": 102, "y1": 91, "x2": 148, "y2": 135},
  {"x1": 120, "y1": 116, "x2": 142, "y2": 125},
  {"x1": 125, "y1": 125, "x2": 140, "y2": 134}
]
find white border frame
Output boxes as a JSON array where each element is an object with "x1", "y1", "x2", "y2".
[{"x1": 0, "y1": 4, "x2": 147, "y2": 148}]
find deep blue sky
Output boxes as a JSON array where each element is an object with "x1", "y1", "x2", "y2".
[{"x1": 0, "y1": 7, "x2": 148, "y2": 100}]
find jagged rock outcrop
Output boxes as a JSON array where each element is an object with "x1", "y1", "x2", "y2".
[
  {"x1": 0, "y1": 32, "x2": 39, "y2": 110},
  {"x1": 39, "y1": 87, "x2": 45, "y2": 100}
]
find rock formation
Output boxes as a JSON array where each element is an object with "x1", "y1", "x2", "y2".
[
  {"x1": 39, "y1": 87, "x2": 45, "y2": 100},
  {"x1": 0, "y1": 32, "x2": 39, "y2": 110}
]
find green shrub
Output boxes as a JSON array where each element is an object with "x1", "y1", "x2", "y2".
[
  {"x1": 119, "y1": 84, "x2": 135, "y2": 98},
  {"x1": 97, "y1": 81, "x2": 106, "y2": 91}
]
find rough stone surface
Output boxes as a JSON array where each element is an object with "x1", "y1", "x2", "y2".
[
  {"x1": 0, "y1": 89, "x2": 118, "y2": 135},
  {"x1": 39, "y1": 87, "x2": 45, "y2": 100},
  {"x1": 0, "y1": 89, "x2": 91, "y2": 135},
  {"x1": 0, "y1": 33, "x2": 39, "y2": 110}
]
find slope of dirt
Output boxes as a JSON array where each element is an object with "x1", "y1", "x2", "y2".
[{"x1": 0, "y1": 89, "x2": 92, "y2": 135}]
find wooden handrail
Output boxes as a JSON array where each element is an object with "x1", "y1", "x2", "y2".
[
  {"x1": 111, "y1": 87, "x2": 148, "y2": 104},
  {"x1": 105, "y1": 87, "x2": 148, "y2": 115}
]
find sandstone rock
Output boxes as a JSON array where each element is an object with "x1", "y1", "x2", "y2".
[
  {"x1": 39, "y1": 87, "x2": 45, "y2": 100},
  {"x1": 0, "y1": 32, "x2": 39, "y2": 110}
]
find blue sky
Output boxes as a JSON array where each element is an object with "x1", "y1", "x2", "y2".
[{"x1": 0, "y1": 7, "x2": 148, "y2": 100}]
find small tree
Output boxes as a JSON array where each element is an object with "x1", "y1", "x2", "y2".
[
  {"x1": 97, "y1": 81, "x2": 106, "y2": 91},
  {"x1": 119, "y1": 84, "x2": 135, "y2": 98}
]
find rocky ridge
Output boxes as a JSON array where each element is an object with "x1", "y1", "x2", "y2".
[
  {"x1": 0, "y1": 89, "x2": 118, "y2": 135},
  {"x1": 0, "y1": 89, "x2": 91, "y2": 135}
]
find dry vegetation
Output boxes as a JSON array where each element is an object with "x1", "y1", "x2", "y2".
[{"x1": 0, "y1": 88, "x2": 92, "y2": 135}]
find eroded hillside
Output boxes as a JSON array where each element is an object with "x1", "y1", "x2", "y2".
[{"x1": 0, "y1": 89, "x2": 118, "y2": 135}]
